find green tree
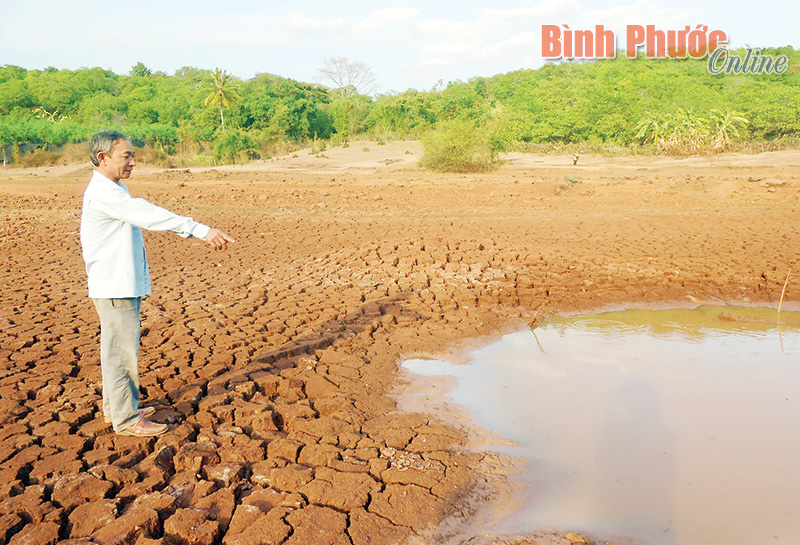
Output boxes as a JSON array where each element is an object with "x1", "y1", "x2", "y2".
[
  {"x1": 214, "y1": 128, "x2": 259, "y2": 163},
  {"x1": 328, "y1": 95, "x2": 371, "y2": 141},
  {"x1": 365, "y1": 90, "x2": 435, "y2": 137},
  {"x1": 130, "y1": 62, "x2": 152, "y2": 77},
  {"x1": 25, "y1": 67, "x2": 117, "y2": 116},
  {"x1": 204, "y1": 68, "x2": 240, "y2": 132},
  {"x1": 235, "y1": 74, "x2": 332, "y2": 141},
  {"x1": 0, "y1": 78, "x2": 34, "y2": 115}
]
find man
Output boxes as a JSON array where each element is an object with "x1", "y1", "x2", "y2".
[{"x1": 80, "y1": 130, "x2": 234, "y2": 437}]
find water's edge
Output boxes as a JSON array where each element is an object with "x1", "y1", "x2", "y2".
[{"x1": 396, "y1": 305, "x2": 800, "y2": 545}]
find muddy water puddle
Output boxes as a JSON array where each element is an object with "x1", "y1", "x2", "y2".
[{"x1": 401, "y1": 305, "x2": 800, "y2": 545}]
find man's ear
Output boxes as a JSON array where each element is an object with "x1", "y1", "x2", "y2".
[{"x1": 96, "y1": 151, "x2": 107, "y2": 165}]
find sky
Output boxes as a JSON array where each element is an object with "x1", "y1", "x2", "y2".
[{"x1": 1, "y1": 0, "x2": 798, "y2": 94}]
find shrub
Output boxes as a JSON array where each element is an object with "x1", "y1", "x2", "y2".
[
  {"x1": 15, "y1": 148, "x2": 61, "y2": 167},
  {"x1": 135, "y1": 144, "x2": 175, "y2": 168},
  {"x1": 12, "y1": 142, "x2": 90, "y2": 167},
  {"x1": 59, "y1": 142, "x2": 89, "y2": 163},
  {"x1": 420, "y1": 118, "x2": 502, "y2": 173},
  {"x1": 125, "y1": 123, "x2": 179, "y2": 154},
  {"x1": 213, "y1": 129, "x2": 260, "y2": 163}
]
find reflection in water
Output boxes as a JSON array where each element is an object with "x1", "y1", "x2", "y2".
[
  {"x1": 593, "y1": 377, "x2": 674, "y2": 544},
  {"x1": 401, "y1": 306, "x2": 800, "y2": 545},
  {"x1": 551, "y1": 304, "x2": 800, "y2": 340}
]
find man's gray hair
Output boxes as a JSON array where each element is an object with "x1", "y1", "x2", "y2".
[{"x1": 90, "y1": 130, "x2": 129, "y2": 166}]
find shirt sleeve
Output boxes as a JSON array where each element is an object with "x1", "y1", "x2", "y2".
[{"x1": 87, "y1": 185, "x2": 211, "y2": 240}]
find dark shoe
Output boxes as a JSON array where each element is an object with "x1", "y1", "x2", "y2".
[
  {"x1": 104, "y1": 406, "x2": 155, "y2": 424},
  {"x1": 117, "y1": 416, "x2": 168, "y2": 437}
]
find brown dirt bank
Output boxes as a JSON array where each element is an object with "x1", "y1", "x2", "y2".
[{"x1": 1, "y1": 142, "x2": 799, "y2": 545}]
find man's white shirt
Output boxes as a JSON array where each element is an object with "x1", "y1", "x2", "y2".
[{"x1": 80, "y1": 170, "x2": 210, "y2": 298}]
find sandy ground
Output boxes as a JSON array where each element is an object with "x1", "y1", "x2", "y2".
[{"x1": 1, "y1": 141, "x2": 799, "y2": 545}]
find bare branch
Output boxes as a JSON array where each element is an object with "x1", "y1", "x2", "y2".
[{"x1": 317, "y1": 57, "x2": 376, "y2": 98}]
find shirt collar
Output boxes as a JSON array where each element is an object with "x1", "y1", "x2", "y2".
[{"x1": 92, "y1": 169, "x2": 128, "y2": 191}]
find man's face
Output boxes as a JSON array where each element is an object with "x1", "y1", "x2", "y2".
[{"x1": 97, "y1": 138, "x2": 135, "y2": 182}]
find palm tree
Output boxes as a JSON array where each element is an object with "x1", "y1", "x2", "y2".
[{"x1": 204, "y1": 68, "x2": 240, "y2": 132}]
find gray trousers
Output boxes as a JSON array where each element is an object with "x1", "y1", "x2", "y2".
[{"x1": 92, "y1": 297, "x2": 143, "y2": 431}]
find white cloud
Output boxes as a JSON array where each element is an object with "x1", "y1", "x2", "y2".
[
  {"x1": 286, "y1": 13, "x2": 346, "y2": 32},
  {"x1": 583, "y1": 0, "x2": 695, "y2": 28},
  {"x1": 356, "y1": 7, "x2": 419, "y2": 33},
  {"x1": 167, "y1": 18, "x2": 276, "y2": 45},
  {"x1": 405, "y1": 1, "x2": 578, "y2": 73},
  {"x1": 415, "y1": 18, "x2": 464, "y2": 35},
  {"x1": 492, "y1": 30, "x2": 540, "y2": 58},
  {"x1": 482, "y1": 0, "x2": 585, "y2": 24},
  {"x1": 578, "y1": 0, "x2": 698, "y2": 54},
  {"x1": 414, "y1": 30, "x2": 540, "y2": 69}
]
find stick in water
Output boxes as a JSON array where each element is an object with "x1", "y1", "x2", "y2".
[{"x1": 778, "y1": 268, "x2": 792, "y2": 316}]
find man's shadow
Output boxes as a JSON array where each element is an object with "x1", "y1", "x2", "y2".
[{"x1": 249, "y1": 289, "x2": 425, "y2": 368}]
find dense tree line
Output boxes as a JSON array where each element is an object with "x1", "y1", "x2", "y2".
[{"x1": 1, "y1": 46, "x2": 798, "y2": 164}]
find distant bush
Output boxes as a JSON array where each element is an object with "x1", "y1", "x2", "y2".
[
  {"x1": 0, "y1": 117, "x2": 92, "y2": 151},
  {"x1": 135, "y1": 144, "x2": 175, "y2": 168},
  {"x1": 213, "y1": 129, "x2": 260, "y2": 163},
  {"x1": 125, "y1": 123, "x2": 179, "y2": 153},
  {"x1": 420, "y1": 118, "x2": 501, "y2": 172},
  {"x1": 12, "y1": 142, "x2": 89, "y2": 167},
  {"x1": 60, "y1": 142, "x2": 90, "y2": 163},
  {"x1": 15, "y1": 148, "x2": 61, "y2": 167}
]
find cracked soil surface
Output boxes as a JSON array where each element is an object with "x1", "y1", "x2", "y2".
[{"x1": 1, "y1": 142, "x2": 799, "y2": 545}]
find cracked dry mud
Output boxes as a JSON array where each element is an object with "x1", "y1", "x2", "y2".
[{"x1": 1, "y1": 142, "x2": 799, "y2": 545}]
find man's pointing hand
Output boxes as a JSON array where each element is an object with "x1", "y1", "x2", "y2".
[{"x1": 205, "y1": 228, "x2": 235, "y2": 250}]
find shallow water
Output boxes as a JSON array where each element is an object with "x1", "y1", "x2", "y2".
[{"x1": 402, "y1": 305, "x2": 800, "y2": 545}]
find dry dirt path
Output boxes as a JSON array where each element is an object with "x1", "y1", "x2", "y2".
[{"x1": 1, "y1": 143, "x2": 798, "y2": 545}]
